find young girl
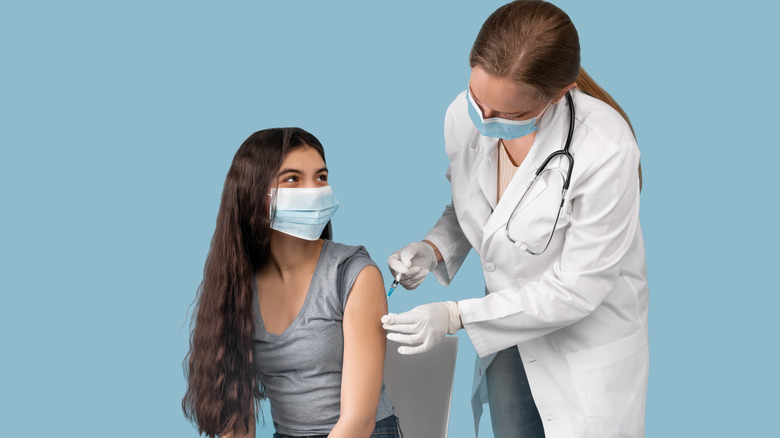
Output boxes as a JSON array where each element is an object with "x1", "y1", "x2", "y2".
[{"x1": 183, "y1": 128, "x2": 399, "y2": 438}]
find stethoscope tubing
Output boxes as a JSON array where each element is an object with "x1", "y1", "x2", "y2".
[
  {"x1": 504, "y1": 91, "x2": 575, "y2": 254},
  {"x1": 534, "y1": 91, "x2": 575, "y2": 190}
]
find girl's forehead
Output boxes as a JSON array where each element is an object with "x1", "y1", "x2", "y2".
[{"x1": 281, "y1": 146, "x2": 325, "y2": 167}]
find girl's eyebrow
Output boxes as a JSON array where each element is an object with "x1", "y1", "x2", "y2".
[
  {"x1": 277, "y1": 168, "x2": 302, "y2": 176},
  {"x1": 277, "y1": 167, "x2": 328, "y2": 176}
]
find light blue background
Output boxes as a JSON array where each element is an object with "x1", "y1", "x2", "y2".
[{"x1": 1, "y1": 1, "x2": 777, "y2": 436}]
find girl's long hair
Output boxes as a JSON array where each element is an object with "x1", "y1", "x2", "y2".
[
  {"x1": 182, "y1": 127, "x2": 329, "y2": 437},
  {"x1": 470, "y1": 0, "x2": 642, "y2": 188}
]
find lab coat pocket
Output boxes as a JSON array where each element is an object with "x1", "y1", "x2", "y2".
[{"x1": 567, "y1": 330, "x2": 648, "y2": 434}]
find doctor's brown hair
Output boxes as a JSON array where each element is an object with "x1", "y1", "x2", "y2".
[
  {"x1": 470, "y1": 0, "x2": 642, "y2": 188},
  {"x1": 182, "y1": 128, "x2": 330, "y2": 437}
]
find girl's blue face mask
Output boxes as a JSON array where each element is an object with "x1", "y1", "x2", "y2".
[
  {"x1": 466, "y1": 87, "x2": 551, "y2": 140},
  {"x1": 269, "y1": 186, "x2": 339, "y2": 240}
]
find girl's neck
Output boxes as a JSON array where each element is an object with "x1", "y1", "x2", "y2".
[{"x1": 265, "y1": 232, "x2": 324, "y2": 279}]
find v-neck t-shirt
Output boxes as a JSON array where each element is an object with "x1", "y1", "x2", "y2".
[{"x1": 252, "y1": 240, "x2": 394, "y2": 436}]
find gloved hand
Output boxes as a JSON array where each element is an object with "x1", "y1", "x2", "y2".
[
  {"x1": 387, "y1": 241, "x2": 438, "y2": 290},
  {"x1": 381, "y1": 301, "x2": 461, "y2": 355}
]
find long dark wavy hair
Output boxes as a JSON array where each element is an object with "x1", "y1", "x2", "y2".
[{"x1": 182, "y1": 127, "x2": 330, "y2": 437}]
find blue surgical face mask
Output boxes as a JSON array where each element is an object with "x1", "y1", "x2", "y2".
[
  {"x1": 269, "y1": 186, "x2": 339, "y2": 240},
  {"x1": 466, "y1": 87, "x2": 551, "y2": 140}
]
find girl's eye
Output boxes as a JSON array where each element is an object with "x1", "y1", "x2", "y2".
[
  {"x1": 317, "y1": 174, "x2": 328, "y2": 182},
  {"x1": 283, "y1": 176, "x2": 297, "y2": 183}
]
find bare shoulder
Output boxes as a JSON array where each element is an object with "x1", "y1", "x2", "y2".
[
  {"x1": 345, "y1": 265, "x2": 386, "y2": 315},
  {"x1": 353, "y1": 265, "x2": 383, "y2": 289}
]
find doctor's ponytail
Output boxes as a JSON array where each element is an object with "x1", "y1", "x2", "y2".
[
  {"x1": 576, "y1": 67, "x2": 642, "y2": 188},
  {"x1": 470, "y1": 0, "x2": 642, "y2": 189}
]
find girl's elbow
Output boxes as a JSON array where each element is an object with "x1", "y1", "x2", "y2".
[
  {"x1": 354, "y1": 415, "x2": 377, "y2": 438},
  {"x1": 339, "y1": 413, "x2": 376, "y2": 438},
  {"x1": 359, "y1": 418, "x2": 376, "y2": 438}
]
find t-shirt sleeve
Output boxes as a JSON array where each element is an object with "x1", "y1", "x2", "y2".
[{"x1": 337, "y1": 246, "x2": 378, "y2": 312}]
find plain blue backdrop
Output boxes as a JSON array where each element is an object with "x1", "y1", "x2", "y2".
[{"x1": 1, "y1": 1, "x2": 777, "y2": 436}]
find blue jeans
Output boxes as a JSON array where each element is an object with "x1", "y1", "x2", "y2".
[
  {"x1": 272, "y1": 414, "x2": 402, "y2": 438},
  {"x1": 485, "y1": 347, "x2": 545, "y2": 438}
]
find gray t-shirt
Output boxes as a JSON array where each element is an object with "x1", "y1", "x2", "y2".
[{"x1": 252, "y1": 240, "x2": 394, "y2": 436}]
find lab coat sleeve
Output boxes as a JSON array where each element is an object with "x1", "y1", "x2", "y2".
[
  {"x1": 459, "y1": 137, "x2": 642, "y2": 358},
  {"x1": 423, "y1": 97, "x2": 474, "y2": 286},
  {"x1": 425, "y1": 202, "x2": 471, "y2": 286}
]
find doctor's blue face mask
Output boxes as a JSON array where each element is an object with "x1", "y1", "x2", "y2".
[
  {"x1": 466, "y1": 87, "x2": 551, "y2": 140},
  {"x1": 269, "y1": 186, "x2": 339, "y2": 240}
]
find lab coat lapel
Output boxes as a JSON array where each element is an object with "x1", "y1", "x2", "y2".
[
  {"x1": 481, "y1": 100, "x2": 567, "y2": 245},
  {"x1": 474, "y1": 135, "x2": 498, "y2": 211}
]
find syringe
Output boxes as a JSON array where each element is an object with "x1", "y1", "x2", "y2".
[{"x1": 387, "y1": 274, "x2": 402, "y2": 296}]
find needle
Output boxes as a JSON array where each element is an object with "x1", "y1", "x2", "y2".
[{"x1": 387, "y1": 274, "x2": 402, "y2": 296}]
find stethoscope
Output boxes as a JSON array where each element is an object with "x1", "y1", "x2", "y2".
[{"x1": 505, "y1": 91, "x2": 575, "y2": 255}]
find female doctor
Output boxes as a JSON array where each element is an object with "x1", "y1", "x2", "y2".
[{"x1": 381, "y1": 1, "x2": 649, "y2": 437}]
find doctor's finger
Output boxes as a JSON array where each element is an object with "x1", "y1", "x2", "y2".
[
  {"x1": 382, "y1": 311, "x2": 423, "y2": 326},
  {"x1": 397, "y1": 344, "x2": 431, "y2": 355},
  {"x1": 381, "y1": 313, "x2": 421, "y2": 328},
  {"x1": 398, "y1": 269, "x2": 426, "y2": 289},
  {"x1": 399, "y1": 245, "x2": 422, "y2": 266},
  {"x1": 396, "y1": 267, "x2": 423, "y2": 284},
  {"x1": 387, "y1": 332, "x2": 423, "y2": 345},
  {"x1": 382, "y1": 322, "x2": 420, "y2": 334},
  {"x1": 387, "y1": 256, "x2": 410, "y2": 275}
]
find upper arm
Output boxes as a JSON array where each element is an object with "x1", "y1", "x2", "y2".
[
  {"x1": 340, "y1": 265, "x2": 387, "y2": 425},
  {"x1": 561, "y1": 138, "x2": 640, "y2": 275}
]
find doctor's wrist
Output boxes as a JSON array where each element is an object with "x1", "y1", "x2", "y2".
[
  {"x1": 422, "y1": 239, "x2": 444, "y2": 264},
  {"x1": 444, "y1": 301, "x2": 462, "y2": 335}
]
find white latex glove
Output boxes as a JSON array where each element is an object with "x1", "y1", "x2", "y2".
[
  {"x1": 381, "y1": 301, "x2": 461, "y2": 355},
  {"x1": 387, "y1": 241, "x2": 438, "y2": 290}
]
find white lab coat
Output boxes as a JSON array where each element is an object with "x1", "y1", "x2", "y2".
[{"x1": 423, "y1": 88, "x2": 649, "y2": 438}]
